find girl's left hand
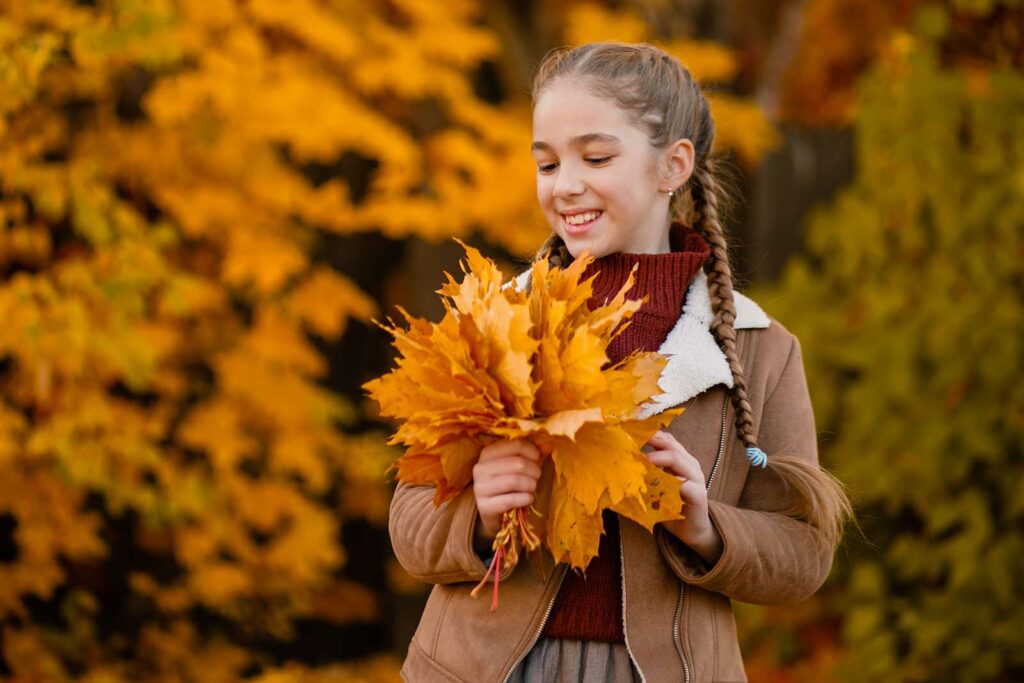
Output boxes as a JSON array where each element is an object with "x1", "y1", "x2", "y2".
[{"x1": 644, "y1": 431, "x2": 724, "y2": 564}]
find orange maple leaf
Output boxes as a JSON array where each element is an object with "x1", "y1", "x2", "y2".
[{"x1": 363, "y1": 239, "x2": 685, "y2": 609}]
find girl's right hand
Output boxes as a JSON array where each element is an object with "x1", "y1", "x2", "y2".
[{"x1": 472, "y1": 438, "x2": 543, "y2": 543}]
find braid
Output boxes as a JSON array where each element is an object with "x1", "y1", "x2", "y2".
[
  {"x1": 690, "y1": 158, "x2": 758, "y2": 453},
  {"x1": 691, "y1": 156, "x2": 854, "y2": 547},
  {"x1": 535, "y1": 232, "x2": 573, "y2": 270}
]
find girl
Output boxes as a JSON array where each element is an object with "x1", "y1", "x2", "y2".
[{"x1": 389, "y1": 41, "x2": 853, "y2": 682}]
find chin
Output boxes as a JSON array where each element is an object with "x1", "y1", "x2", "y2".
[{"x1": 566, "y1": 243, "x2": 604, "y2": 261}]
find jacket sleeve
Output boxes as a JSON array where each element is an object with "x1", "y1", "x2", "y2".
[
  {"x1": 388, "y1": 480, "x2": 517, "y2": 585},
  {"x1": 656, "y1": 333, "x2": 837, "y2": 605}
]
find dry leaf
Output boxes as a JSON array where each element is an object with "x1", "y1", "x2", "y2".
[{"x1": 364, "y1": 239, "x2": 685, "y2": 607}]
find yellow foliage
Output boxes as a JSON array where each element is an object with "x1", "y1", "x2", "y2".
[
  {"x1": 706, "y1": 92, "x2": 783, "y2": 165},
  {"x1": 3, "y1": 625, "x2": 71, "y2": 682},
  {"x1": 0, "y1": 465, "x2": 104, "y2": 618},
  {"x1": 564, "y1": 3, "x2": 648, "y2": 44},
  {"x1": 365, "y1": 242, "x2": 685, "y2": 572},
  {"x1": 129, "y1": 621, "x2": 257, "y2": 682},
  {"x1": 658, "y1": 38, "x2": 740, "y2": 83},
  {"x1": 0, "y1": 0, "x2": 446, "y2": 674},
  {"x1": 289, "y1": 267, "x2": 376, "y2": 340},
  {"x1": 0, "y1": 0, "x2": 784, "y2": 672},
  {"x1": 337, "y1": 432, "x2": 401, "y2": 524}
]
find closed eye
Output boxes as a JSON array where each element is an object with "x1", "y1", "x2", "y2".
[{"x1": 536, "y1": 157, "x2": 612, "y2": 174}]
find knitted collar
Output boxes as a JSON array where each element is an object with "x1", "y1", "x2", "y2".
[
  {"x1": 507, "y1": 268, "x2": 771, "y2": 417},
  {"x1": 582, "y1": 221, "x2": 711, "y2": 320}
]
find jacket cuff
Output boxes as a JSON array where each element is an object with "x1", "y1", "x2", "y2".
[{"x1": 656, "y1": 499, "x2": 739, "y2": 589}]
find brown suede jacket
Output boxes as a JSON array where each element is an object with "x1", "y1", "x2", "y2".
[{"x1": 388, "y1": 269, "x2": 836, "y2": 682}]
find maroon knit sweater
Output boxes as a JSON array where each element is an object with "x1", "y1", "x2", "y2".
[{"x1": 541, "y1": 221, "x2": 710, "y2": 642}]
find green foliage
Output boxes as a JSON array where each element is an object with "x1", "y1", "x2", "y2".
[{"x1": 757, "y1": 36, "x2": 1024, "y2": 683}]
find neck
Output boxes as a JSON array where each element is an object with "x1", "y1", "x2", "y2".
[{"x1": 627, "y1": 221, "x2": 672, "y2": 254}]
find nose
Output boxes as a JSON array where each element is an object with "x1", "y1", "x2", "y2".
[{"x1": 552, "y1": 163, "x2": 585, "y2": 200}]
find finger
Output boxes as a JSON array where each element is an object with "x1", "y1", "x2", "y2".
[
  {"x1": 678, "y1": 478, "x2": 707, "y2": 502},
  {"x1": 644, "y1": 449, "x2": 697, "y2": 480},
  {"x1": 647, "y1": 432, "x2": 697, "y2": 463},
  {"x1": 474, "y1": 473, "x2": 539, "y2": 497},
  {"x1": 473, "y1": 455, "x2": 542, "y2": 481},
  {"x1": 477, "y1": 492, "x2": 534, "y2": 516},
  {"x1": 479, "y1": 438, "x2": 541, "y2": 463},
  {"x1": 645, "y1": 443, "x2": 702, "y2": 477},
  {"x1": 647, "y1": 431, "x2": 679, "y2": 447}
]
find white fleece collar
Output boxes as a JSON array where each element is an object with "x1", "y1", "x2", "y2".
[{"x1": 508, "y1": 268, "x2": 770, "y2": 417}]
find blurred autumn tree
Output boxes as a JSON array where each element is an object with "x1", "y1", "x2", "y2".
[
  {"x1": 0, "y1": 0, "x2": 781, "y2": 679},
  {"x1": 0, "y1": 0, "x2": 526, "y2": 678},
  {"x1": 748, "y1": 1, "x2": 1024, "y2": 681}
]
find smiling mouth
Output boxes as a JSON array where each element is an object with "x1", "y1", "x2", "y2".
[{"x1": 561, "y1": 210, "x2": 602, "y2": 234}]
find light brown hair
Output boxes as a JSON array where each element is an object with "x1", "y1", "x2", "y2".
[{"x1": 529, "y1": 41, "x2": 854, "y2": 548}]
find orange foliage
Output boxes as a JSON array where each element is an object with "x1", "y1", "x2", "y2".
[
  {"x1": 778, "y1": 0, "x2": 911, "y2": 125},
  {"x1": 365, "y1": 242, "x2": 684, "y2": 581},
  {"x1": 0, "y1": 0, "x2": 508, "y2": 676},
  {"x1": 0, "y1": 0, "x2": 799, "y2": 674}
]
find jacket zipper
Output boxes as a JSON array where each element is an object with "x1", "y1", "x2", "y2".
[
  {"x1": 672, "y1": 390, "x2": 729, "y2": 683},
  {"x1": 501, "y1": 563, "x2": 569, "y2": 683},
  {"x1": 673, "y1": 584, "x2": 688, "y2": 683},
  {"x1": 501, "y1": 391, "x2": 730, "y2": 683},
  {"x1": 619, "y1": 529, "x2": 648, "y2": 682},
  {"x1": 705, "y1": 391, "x2": 730, "y2": 492}
]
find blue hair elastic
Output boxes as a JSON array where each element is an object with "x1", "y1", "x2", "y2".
[{"x1": 746, "y1": 446, "x2": 768, "y2": 468}]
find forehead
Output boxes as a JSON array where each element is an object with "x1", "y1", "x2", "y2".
[{"x1": 532, "y1": 79, "x2": 641, "y2": 149}]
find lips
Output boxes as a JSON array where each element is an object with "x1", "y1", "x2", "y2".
[{"x1": 560, "y1": 210, "x2": 603, "y2": 236}]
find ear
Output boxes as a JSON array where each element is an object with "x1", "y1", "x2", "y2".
[{"x1": 659, "y1": 138, "x2": 696, "y2": 192}]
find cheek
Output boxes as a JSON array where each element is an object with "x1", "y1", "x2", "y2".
[
  {"x1": 612, "y1": 177, "x2": 650, "y2": 213},
  {"x1": 589, "y1": 179, "x2": 627, "y2": 212}
]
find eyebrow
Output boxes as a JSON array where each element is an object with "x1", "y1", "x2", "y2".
[{"x1": 531, "y1": 133, "x2": 621, "y2": 152}]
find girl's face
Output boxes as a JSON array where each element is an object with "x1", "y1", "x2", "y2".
[{"x1": 532, "y1": 79, "x2": 678, "y2": 258}]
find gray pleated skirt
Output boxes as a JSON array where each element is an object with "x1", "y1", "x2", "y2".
[{"x1": 506, "y1": 637, "x2": 643, "y2": 682}]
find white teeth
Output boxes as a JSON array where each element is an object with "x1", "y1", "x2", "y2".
[{"x1": 564, "y1": 211, "x2": 600, "y2": 225}]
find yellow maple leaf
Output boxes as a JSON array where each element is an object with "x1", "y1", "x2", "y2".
[
  {"x1": 550, "y1": 423, "x2": 649, "y2": 514},
  {"x1": 546, "y1": 473, "x2": 606, "y2": 569},
  {"x1": 364, "y1": 239, "x2": 684, "y2": 609}
]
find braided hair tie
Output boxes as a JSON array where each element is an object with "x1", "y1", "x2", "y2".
[{"x1": 746, "y1": 446, "x2": 768, "y2": 468}]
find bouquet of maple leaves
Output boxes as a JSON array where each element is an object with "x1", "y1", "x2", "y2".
[{"x1": 363, "y1": 240, "x2": 686, "y2": 609}]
